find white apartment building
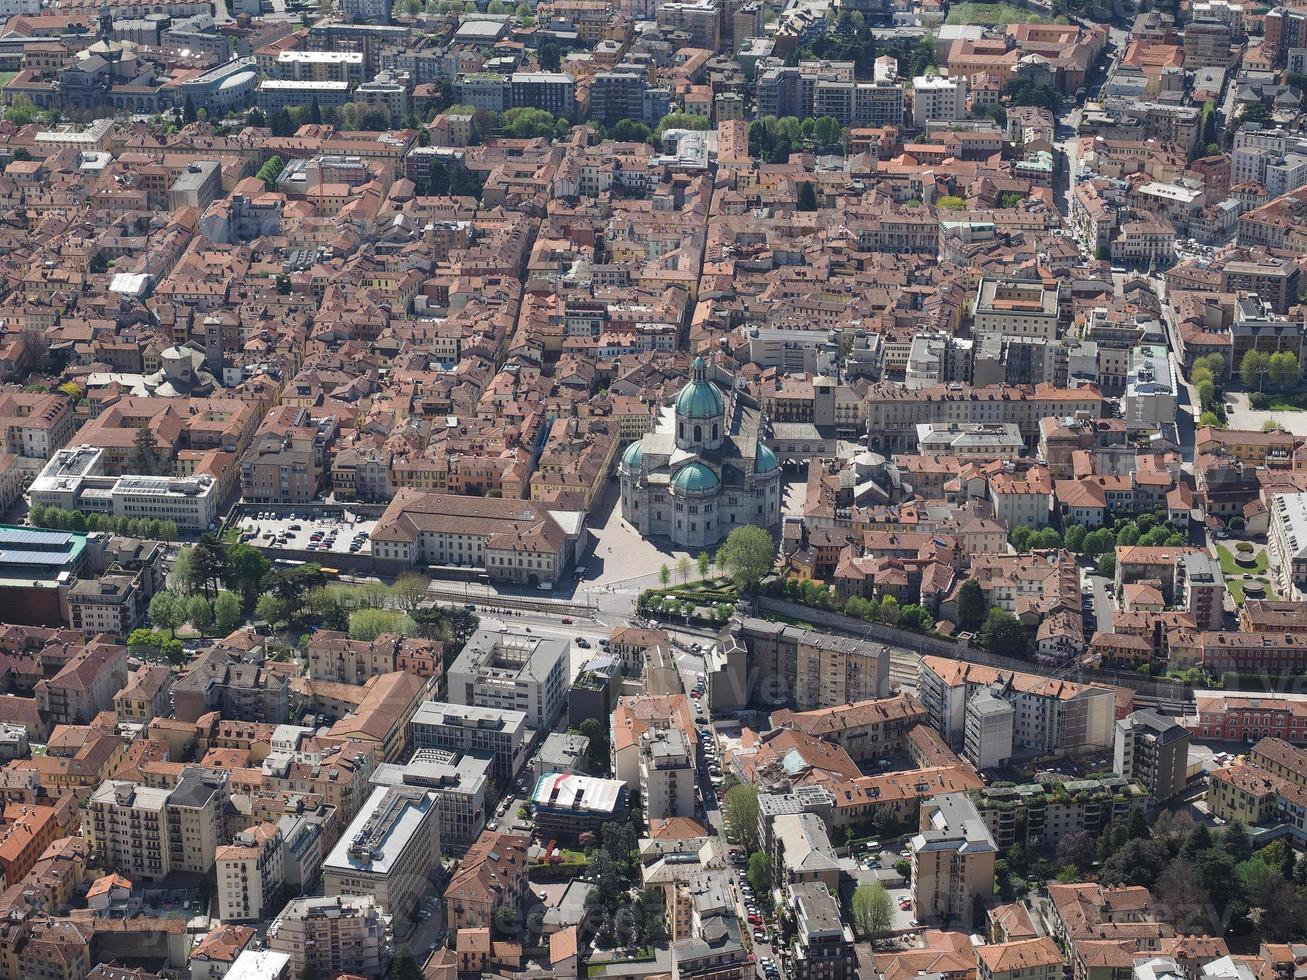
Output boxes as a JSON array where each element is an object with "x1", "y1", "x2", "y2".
[
  {"x1": 216, "y1": 822, "x2": 286, "y2": 922},
  {"x1": 911, "y1": 75, "x2": 966, "y2": 125},
  {"x1": 1122, "y1": 344, "x2": 1177, "y2": 431},
  {"x1": 370, "y1": 747, "x2": 491, "y2": 850},
  {"x1": 410, "y1": 700, "x2": 527, "y2": 784},
  {"x1": 323, "y1": 786, "x2": 441, "y2": 921},
  {"x1": 1269, "y1": 491, "x2": 1307, "y2": 600},
  {"x1": 640, "y1": 728, "x2": 696, "y2": 821}
]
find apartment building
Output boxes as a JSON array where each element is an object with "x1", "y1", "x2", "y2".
[
  {"x1": 446, "y1": 629, "x2": 568, "y2": 731},
  {"x1": 1184, "y1": 693, "x2": 1307, "y2": 744},
  {"x1": 769, "y1": 694, "x2": 926, "y2": 763},
  {"x1": 1113, "y1": 709, "x2": 1190, "y2": 801},
  {"x1": 910, "y1": 793, "x2": 998, "y2": 929},
  {"x1": 34, "y1": 640, "x2": 129, "y2": 727},
  {"x1": 976, "y1": 938, "x2": 1065, "y2": 980},
  {"x1": 972, "y1": 776, "x2": 1148, "y2": 849},
  {"x1": 410, "y1": 701, "x2": 527, "y2": 784},
  {"x1": 444, "y1": 830, "x2": 530, "y2": 934},
  {"x1": 267, "y1": 896, "x2": 391, "y2": 980},
  {"x1": 509, "y1": 71, "x2": 576, "y2": 116},
  {"x1": 66, "y1": 571, "x2": 148, "y2": 642},
  {"x1": 0, "y1": 391, "x2": 77, "y2": 471},
  {"x1": 1269, "y1": 491, "x2": 1307, "y2": 599},
  {"x1": 86, "y1": 767, "x2": 227, "y2": 880},
  {"x1": 917, "y1": 657, "x2": 1118, "y2": 758},
  {"x1": 788, "y1": 882, "x2": 856, "y2": 980},
  {"x1": 640, "y1": 728, "x2": 696, "y2": 821},
  {"x1": 732, "y1": 618, "x2": 891, "y2": 711},
  {"x1": 912, "y1": 75, "x2": 966, "y2": 124},
  {"x1": 326, "y1": 670, "x2": 429, "y2": 763},
  {"x1": 172, "y1": 647, "x2": 290, "y2": 724},
  {"x1": 611, "y1": 694, "x2": 697, "y2": 787},
  {"x1": 113, "y1": 666, "x2": 172, "y2": 725},
  {"x1": 323, "y1": 785, "x2": 440, "y2": 921},
  {"x1": 216, "y1": 822, "x2": 285, "y2": 922}
]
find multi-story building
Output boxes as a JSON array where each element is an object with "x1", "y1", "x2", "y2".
[
  {"x1": 974, "y1": 279, "x2": 1060, "y2": 342},
  {"x1": 444, "y1": 831, "x2": 530, "y2": 934},
  {"x1": 34, "y1": 640, "x2": 129, "y2": 728},
  {"x1": 215, "y1": 822, "x2": 285, "y2": 922},
  {"x1": 910, "y1": 793, "x2": 998, "y2": 929},
  {"x1": 271, "y1": 50, "x2": 365, "y2": 83},
  {"x1": 369, "y1": 747, "x2": 490, "y2": 851},
  {"x1": 1113, "y1": 709, "x2": 1190, "y2": 801},
  {"x1": 976, "y1": 938, "x2": 1066, "y2": 980},
  {"x1": 1184, "y1": 693, "x2": 1307, "y2": 744},
  {"x1": 788, "y1": 882, "x2": 856, "y2": 980},
  {"x1": 732, "y1": 618, "x2": 891, "y2": 712},
  {"x1": 66, "y1": 571, "x2": 148, "y2": 642},
  {"x1": 1183, "y1": 18, "x2": 1234, "y2": 67},
  {"x1": 410, "y1": 701, "x2": 527, "y2": 784},
  {"x1": 86, "y1": 767, "x2": 227, "y2": 881},
  {"x1": 972, "y1": 776, "x2": 1148, "y2": 849},
  {"x1": 917, "y1": 657, "x2": 1118, "y2": 758},
  {"x1": 655, "y1": 0, "x2": 721, "y2": 49},
  {"x1": 640, "y1": 728, "x2": 696, "y2": 821},
  {"x1": 509, "y1": 72, "x2": 576, "y2": 116},
  {"x1": 446, "y1": 629, "x2": 568, "y2": 731},
  {"x1": 0, "y1": 391, "x2": 77, "y2": 472},
  {"x1": 340, "y1": 0, "x2": 391, "y2": 20},
  {"x1": 769, "y1": 694, "x2": 925, "y2": 764},
  {"x1": 912, "y1": 75, "x2": 966, "y2": 124},
  {"x1": 172, "y1": 647, "x2": 290, "y2": 724},
  {"x1": 267, "y1": 896, "x2": 392, "y2": 980},
  {"x1": 323, "y1": 785, "x2": 440, "y2": 920},
  {"x1": 1269, "y1": 491, "x2": 1307, "y2": 599},
  {"x1": 255, "y1": 79, "x2": 352, "y2": 111}
]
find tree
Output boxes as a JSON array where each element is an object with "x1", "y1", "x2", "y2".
[
  {"x1": 578, "y1": 717, "x2": 609, "y2": 771},
  {"x1": 981, "y1": 608, "x2": 1029, "y2": 658},
  {"x1": 851, "y1": 882, "x2": 894, "y2": 943},
  {"x1": 191, "y1": 534, "x2": 229, "y2": 600},
  {"x1": 427, "y1": 158, "x2": 450, "y2": 195},
  {"x1": 717, "y1": 525, "x2": 774, "y2": 590},
  {"x1": 349, "y1": 608, "x2": 418, "y2": 641},
  {"x1": 697, "y1": 552, "x2": 711, "y2": 580},
  {"x1": 1032, "y1": 527, "x2": 1062, "y2": 549},
  {"x1": 957, "y1": 578, "x2": 986, "y2": 630},
  {"x1": 747, "y1": 851, "x2": 773, "y2": 897},
  {"x1": 309, "y1": 97, "x2": 322, "y2": 125},
  {"x1": 1222, "y1": 820, "x2": 1252, "y2": 862},
  {"x1": 1115, "y1": 522, "x2": 1140, "y2": 546},
  {"x1": 812, "y1": 114, "x2": 841, "y2": 146},
  {"x1": 226, "y1": 543, "x2": 270, "y2": 607},
  {"x1": 900, "y1": 604, "x2": 933, "y2": 631},
  {"x1": 1097, "y1": 553, "x2": 1116, "y2": 578},
  {"x1": 1240, "y1": 349, "x2": 1271, "y2": 391},
  {"x1": 149, "y1": 592, "x2": 180, "y2": 637},
  {"x1": 1063, "y1": 524, "x2": 1087, "y2": 553},
  {"x1": 879, "y1": 594, "x2": 900, "y2": 626},
  {"x1": 538, "y1": 39, "x2": 561, "y2": 71},
  {"x1": 214, "y1": 591, "x2": 243, "y2": 633},
  {"x1": 132, "y1": 425, "x2": 162, "y2": 476},
  {"x1": 183, "y1": 94, "x2": 197, "y2": 124},
  {"x1": 796, "y1": 181, "x2": 817, "y2": 211},
  {"x1": 674, "y1": 555, "x2": 692, "y2": 585},
  {"x1": 654, "y1": 112, "x2": 710, "y2": 139},
  {"x1": 659, "y1": 564, "x2": 670, "y2": 587},
  {"x1": 722, "y1": 784, "x2": 760, "y2": 853},
  {"x1": 256, "y1": 154, "x2": 284, "y2": 190},
  {"x1": 608, "y1": 118, "x2": 651, "y2": 142},
  {"x1": 1269, "y1": 351, "x2": 1299, "y2": 390},
  {"x1": 184, "y1": 594, "x2": 211, "y2": 634},
  {"x1": 1083, "y1": 527, "x2": 1115, "y2": 558},
  {"x1": 393, "y1": 955, "x2": 423, "y2": 980},
  {"x1": 393, "y1": 572, "x2": 430, "y2": 613}
]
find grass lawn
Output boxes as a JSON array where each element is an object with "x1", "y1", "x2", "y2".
[
  {"x1": 0, "y1": 72, "x2": 15, "y2": 89},
  {"x1": 1266, "y1": 395, "x2": 1307, "y2": 412},
  {"x1": 945, "y1": 2, "x2": 1058, "y2": 23},
  {"x1": 1215, "y1": 544, "x2": 1277, "y2": 602}
]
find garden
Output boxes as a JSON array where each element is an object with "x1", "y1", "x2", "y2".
[{"x1": 1215, "y1": 542, "x2": 1277, "y2": 603}]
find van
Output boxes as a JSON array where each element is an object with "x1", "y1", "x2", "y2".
[{"x1": 538, "y1": 581, "x2": 553, "y2": 591}]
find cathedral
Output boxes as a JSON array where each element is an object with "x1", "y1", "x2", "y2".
[{"x1": 619, "y1": 357, "x2": 782, "y2": 549}]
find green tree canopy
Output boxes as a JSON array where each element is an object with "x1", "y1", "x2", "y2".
[
  {"x1": 716, "y1": 525, "x2": 774, "y2": 590},
  {"x1": 957, "y1": 578, "x2": 987, "y2": 630},
  {"x1": 722, "y1": 784, "x2": 760, "y2": 853},
  {"x1": 851, "y1": 881, "x2": 894, "y2": 942}
]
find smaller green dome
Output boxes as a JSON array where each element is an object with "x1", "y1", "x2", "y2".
[
  {"x1": 756, "y1": 443, "x2": 779, "y2": 473},
  {"x1": 676, "y1": 380, "x2": 725, "y2": 420},
  {"x1": 622, "y1": 439, "x2": 643, "y2": 470},
  {"x1": 671, "y1": 461, "x2": 719, "y2": 493}
]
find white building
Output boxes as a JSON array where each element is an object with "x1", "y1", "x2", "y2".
[
  {"x1": 1268, "y1": 491, "x2": 1307, "y2": 599},
  {"x1": 640, "y1": 728, "x2": 696, "y2": 821},
  {"x1": 446, "y1": 629, "x2": 569, "y2": 730},
  {"x1": 370, "y1": 747, "x2": 490, "y2": 850},
  {"x1": 963, "y1": 687, "x2": 1015, "y2": 770},
  {"x1": 267, "y1": 896, "x2": 391, "y2": 980},
  {"x1": 911, "y1": 75, "x2": 966, "y2": 125},
  {"x1": 410, "y1": 701, "x2": 527, "y2": 784},
  {"x1": 322, "y1": 785, "x2": 441, "y2": 921},
  {"x1": 30, "y1": 445, "x2": 220, "y2": 530},
  {"x1": 1122, "y1": 345, "x2": 1176, "y2": 431},
  {"x1": 216, "y1": 823, "x2": 285, "y2": 922}
]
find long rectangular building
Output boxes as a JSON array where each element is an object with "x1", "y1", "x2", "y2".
[{"x1": 863, "y1": 384, "x2": 1106, "y2": 454}]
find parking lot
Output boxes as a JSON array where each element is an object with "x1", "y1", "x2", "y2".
[{"x1": 233, "y1": 511, "x2": 378, "y2": 560}]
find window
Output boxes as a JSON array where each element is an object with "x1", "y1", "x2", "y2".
[{"x1": 694, "y1": 424, "x2": 702, "y2": 442}]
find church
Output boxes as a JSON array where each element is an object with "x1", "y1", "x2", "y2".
[{"x1": 619, "y1": 357, "x2": 783, "y2": 549}]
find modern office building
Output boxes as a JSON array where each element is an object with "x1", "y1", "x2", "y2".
[
  {"x1": 370, "y1": 747, "x2": 491, "y2": 850},
  {"x1": 323, "y1": 785, "x2": 441, "y2": 921},
  {"x1": 530, "y1": 772, "x2": 629, "y2": 839},
  {"x1": 447, "y1": 629, "x2": 569, "y2": 730},
  {"x1": 409, "y1": 701, "x2": 528, "y2": 784}
]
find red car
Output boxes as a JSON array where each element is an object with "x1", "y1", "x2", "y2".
[
  {"x1": 748, "y1": 914, "x2": 764, "y2": 926},
  {"x1": 561, "y1": 617, "x2": 573, "y2": 624}
]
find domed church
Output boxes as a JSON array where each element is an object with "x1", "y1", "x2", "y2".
[{"x1": 619, "y1": 356, "x2": 782, "y2": 548}]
